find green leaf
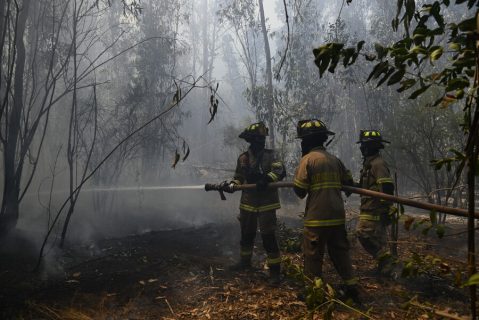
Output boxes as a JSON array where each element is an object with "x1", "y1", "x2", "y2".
[
  {"x1": 431, "y1": 159, "x2": 443, "y2": 170},
  {"x1": 342, "y1": 48, "x2": 356, "y2": 67},
  {"x1": 448, "y1": 42, "x2": 460, "y2": 51},
  {"x1": 328, "y1": 52, "x2": 341, "y2": 73},
  {"x1": 367, "y1": 61, "x2": 389, "y2": 82},
  {"x1": 430, "y1": 47, "x2": 443, "y2": 61},
  {"x1": 374, "y1": 43, "x2": 388, "y2": 59},
  {"x1": 463, "y1": 273, "x2": 479, "y2": 287},
  {"x1": 435, "y1": 224, "x2": 445, "y2": 238},
  {"x1": 409, "y1": 45, "x2": 427, "y2": 54},
  {"x1": 446, "y1": 78, "x2": 470, "y2": 91},
  {"x1": 387, "y1": 69, "x2": 406, "y2": 86},
  {"x1": 392, "y1": 17, "x2": 400, "y2": 31},
  {"x1": 397, "y1": 78, "x2": 416, "y2": 92},
  {"x1": 356, "y1": 40, "x2": 365, "y2": 52},
  {"x1": 465, "y1": 69, "x2": 475, "y2": 77},
  {"x1": 396, "y1": 0, "x2": 404, "y2": 18},
  {"x1": 314, "y1": 54, "x2": 331, "y2": 78},
  {"x1": 452, "y1": 57, "x2": 475, "y2": 69},
  {"x1": 405, "y1": 0, "x2": 416, "y2": 24},
  {"x1": 458, "y1": 17, "x2": 476, "y2": 32},
  {"x1": 449, "y1": 148, "x2": 466, "y2": 160},
  {"x1": 430, "y1": 1, "x2": 445, "y2": 28},
  {"x1": 408, "y1": 84, "x2": 431, "y2": 99},
  {"x1": 377, "y1": 67, "x2": 395, "y2": 87}
]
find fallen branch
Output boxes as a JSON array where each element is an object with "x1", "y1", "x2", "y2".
[
  {"x1": 165, "y1": 298, "x2": 176, "y2": 317},
  {"x1": 409, "y1": 301, "x2": 469, "y2": 320}
]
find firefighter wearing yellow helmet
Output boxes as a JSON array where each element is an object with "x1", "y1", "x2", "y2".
[
  {"x1": 356, "y1": 129, "x2": 401, "y2": 278},
  {"x1": 292, "y1": 119, "x2": 360, "y2": 303},
  {"x1": 219, "y1": 121, "x2": 285, "y2": 284}
]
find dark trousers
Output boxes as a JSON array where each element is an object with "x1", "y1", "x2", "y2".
[
  {"x1": 238, "y1": 209, "x2": 280, "y2": 267},
  {"x1": 302, "y1": 225, "x2": 355, "y2": 284}
]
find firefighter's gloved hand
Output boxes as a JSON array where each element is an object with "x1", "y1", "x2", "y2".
[
  {"x1": 256, "y1": 176, "x2": 269, "y2": 191},
  {"x1": 381, "y1": 206, "x2": 397, "y2": 226},
  {"x1": 219, "y1": 180, "x2": 236, "y2": 193}
]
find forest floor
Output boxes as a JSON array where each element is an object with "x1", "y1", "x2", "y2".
[{"x1": 0, "y1": 212, "x2": 474, "y2": 320}]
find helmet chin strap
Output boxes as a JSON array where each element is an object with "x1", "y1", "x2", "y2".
[{"x1": 325, "y1": 135, "x2": 335, "y2": 147}]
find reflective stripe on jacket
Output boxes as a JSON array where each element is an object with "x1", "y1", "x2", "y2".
[
  {"x1": 294, "y1": 147, "x2": 353, "y2": 226},
  {"x1": 359, "y1": 154, "x2": 393, "y2": 217},
  {"x1": 233, "y1": 148, "x2": 286, "y2": 212}
]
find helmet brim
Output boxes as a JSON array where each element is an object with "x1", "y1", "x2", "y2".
[
  {"x1": 356, "y1": 138, "x2": 390, "y2": 144},
  {"x1": 296, "y1": 130, "x2": 335, "y2": 139},
  {"x1": 239, "y1": 132, "x2": 268, "y2": 140}
]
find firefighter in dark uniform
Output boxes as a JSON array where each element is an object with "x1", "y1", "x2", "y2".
[
  {"x1": 220, "y1": 122, "x2": 286, "y2": 284},
  {"x1": 292, "y1": 119, "x2": 359, "y2": 302},
  {"x1": 356, "y1": 129, "x2": 399, "y2": 277}
]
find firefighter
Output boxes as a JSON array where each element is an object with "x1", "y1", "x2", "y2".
[
  {"x1": 356, "y1": 129, "x2": 399, "y2": 277},
  {"x1": 293, "y1": 119, "x2": 359, "y2": 302},
  {"x1": 219, "y1": 122, "x2": 286, "y2": 284}
]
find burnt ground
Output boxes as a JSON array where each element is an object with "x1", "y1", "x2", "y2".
[{"x1": 0, "y1": 213, "x2": 475, "y2": 320}]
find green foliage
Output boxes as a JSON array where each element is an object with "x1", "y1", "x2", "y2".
[
  {"x1": 312, "y1": 0, "x2": 476, "y2": 122},
  {"x1": 277, "y1": 222, "x2": 302, "y2": 253},
  {"x1": 312, "y1": 0, "x2": 477, "y2": 200},
  {"x1": 402, "y1": 252, "x2": 449, "y2": 278},
  {"x1": 430, "y1": 148, "x2": 466, "y2": 171},
  {"x1": 208, "y1": 83, "x2": 220, "y2": 124},
  {"x1": 463, "y1": 272, "x2": 479, "y2": 287},
  {"x1": 282, "y1": 258, "x2": 371, "y2": 319},
  {"x1": 402, "y1": 215, "x2": 447, "y2": 238}
]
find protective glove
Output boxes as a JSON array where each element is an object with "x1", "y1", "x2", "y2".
[
  {"x1": 381, "y1": 206, "x2": 398, "y2": 226},
  {"x1": 256, "y1": 176, "x2": 269, "y2": 191},
  {"x1": 219, "y1": 180, "x2": 236, "y2": 193}
]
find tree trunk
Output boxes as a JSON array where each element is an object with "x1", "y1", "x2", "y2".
[
  {"x1": 467, "y1": 143, "x2": 477, "y2": 319},
  {"x1": 466, "y1": 15, "x2": 479, "y2": 318},
  {"x1": 200, "y1": 0, "x2": 208, "y2": 160},
  {"x1": 258, "y1": 0, "x2": 274, "y2": 149},
  {"x1": 0, "y1": 0, "x2": 31, "y2": 234},
  {"x1": 61, "y1": 0, "x2": 78, "y2": 248}
]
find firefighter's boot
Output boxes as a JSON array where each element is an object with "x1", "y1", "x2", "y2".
[
  {"x1": 268, "y1": 264, "x2": 281, "y2": 286},
  {"x1": 342, "y1": 284, "x2": 361, "y2": 305}
]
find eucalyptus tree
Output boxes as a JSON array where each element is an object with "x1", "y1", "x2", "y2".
[
  {"x1": 0, "y1": 0, "x2": 72, "y2": 235},
  {"x1": 218, "y1": 0, "x2": 278, "y2": 146}
]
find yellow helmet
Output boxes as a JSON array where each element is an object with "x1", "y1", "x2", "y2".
[
  {"x1": 239, "y1": 122, "x2": 269, "y2": 140},
  {"x1": 356, "y1": 130, "x2": 390, "y2": 144},
  {"x1": 296, "y1": 119, "x2": 335, "y2": 138}
]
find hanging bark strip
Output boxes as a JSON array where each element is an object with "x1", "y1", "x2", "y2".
[{"x1": 205, "y1": 182, "x2": 479, "y2": 219}]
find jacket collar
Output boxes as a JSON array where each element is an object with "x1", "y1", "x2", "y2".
[
  {"x1": 363, "y1": 153, "x2": 380, "y2": 166},
  {"x1": 310, "y1": 146, "x2": 326, "y2": 152}
]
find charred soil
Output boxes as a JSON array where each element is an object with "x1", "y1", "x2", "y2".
[{"x1": 0, "y1": 215, "x2": 474, "y2": 320}]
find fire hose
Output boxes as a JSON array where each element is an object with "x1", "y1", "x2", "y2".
[{"x1": 204, "y1": 181, "x2": 479, "y2": 219}]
